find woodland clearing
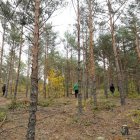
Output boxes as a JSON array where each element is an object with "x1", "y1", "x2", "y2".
[{"x1": 0, "y1": 93, "x2": 140, "y2": 140}]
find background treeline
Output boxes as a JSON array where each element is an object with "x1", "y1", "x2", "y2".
[
  {"x1": 0, "y1": 0, "x2": 140, "y2": 138},
  {"x1": 0, "y1": 0, "x2": 139, "y2": 100}
]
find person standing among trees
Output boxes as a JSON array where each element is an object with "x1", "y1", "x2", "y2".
[
  {"x1": 2, "y1": 84, "x2": 6, "y2": 96},
  {"x1": 110, "y1": 83, "x2": 115, "y2": 95},
  {"x1": 73, "y1": 83, "x2": 78, "y2": 98}
]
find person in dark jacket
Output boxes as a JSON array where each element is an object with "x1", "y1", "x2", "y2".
[
  {"x1": 2, "y1": 84, "x2": 6, "y2": 96},
  {"x1": 110, "y1": 83, "x2": 115, "y2": 95}
]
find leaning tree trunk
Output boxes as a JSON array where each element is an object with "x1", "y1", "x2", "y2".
[
  {"x1": 26, "y1": 0, "x2": 40, "y2": 139},
  {"x1": 88, "y1": 0, "x2": 97, "y2": 107},
  {"x1": 77, "y1": 0, "x2": 82, "y2": 115},
  {"x1": 107, "y1": 0, "x2": 125, "y2": 105},
  {"x1": 14, "y1": 27, "x2": 23, "y2": 99}
]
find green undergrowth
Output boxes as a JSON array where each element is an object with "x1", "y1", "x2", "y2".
[
  {"x1": 92, "y1": 100, "x2": 116, "y2": 112},
  {"x1": 71, "y1": 116, "x2": 79, "y2": 124},
  {"x1": 127, "y1": 92, "x2": 140, "y2": 99},
  {"x1": 38, "y1": 98, "x2": 54, "y2": 107},
  {"x1": 101, "y1": 90, "x2": 140, "y2": 99},
  {"x1": 38, "y1": 98, "x2": 71, "y2": 107},
  {"x1": 98, "y1": 89, "x2": 120, "y2": 99},
  {"x1": 0, "y1": 107, "x2": 7, "y2": 122},
  {"x1": 70, "y1": 115, "x2": 93, "y2": 126},
  {"x1": 8, "y1": 99, "x2": 29, "y2": 110},
  {"x1": 82, "y1": 119, "x2": 93, "y2": 126},
  {"x1": 52, "y1": 98, "x2": 71, "y2": 106},
  {"x1": 110, "y1": 91, "x2": 120, "y2": 98},
  {"x1": 128, "y1": 109, "x2": 140, "y2": 125}
]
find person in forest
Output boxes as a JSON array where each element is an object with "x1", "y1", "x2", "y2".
[
  {"x1": 2, "y1": 84, "x2": 6, "y2": 96},
  {"x1": 73, "y1": 83, "x2": 78, "y2": 98},
  {"x1": 110, "y1": 83, "x2": 115, "y2": 95}
]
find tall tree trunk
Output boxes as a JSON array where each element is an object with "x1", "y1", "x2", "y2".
[
  {"x1": 14, "y1": 27, "x2": 23, "y2": 99},
  {"x1": 0, "y1": 20, "x2": 6, "y2": 88},
  {"x1": 82, "y1": 32, "x2": 86, "y2": 100},
  {"x1": 103, "y1": 54, "x2": 108, "y2": 98},
  {"x1": 107, "y1": 0, "x2": 125, "y2": 105},
  {"x1": 108, "y1": 59, "x2": 112, "y2": 84},
  {"x1": 122, "y1": 39, "x2": 128, "y2": 95},
  {"x1": 70, "y1": 47, "x2": 73, "y2": 95},
  {"x1": 77, "y1": 0, "x2": 82, "y2": 115},
  {"x1": 26, "y1": 0, "x2": 40, "y2": 139},
  {"x1": 9, "y1": 52, "x2": 15, "y2": 96},
  {"x1": 70, "y1": 47, "x2": 74, "y2": 93},
  {"x1": 43, "y1": 39, "x2": 48, "y2": 99},
  {"x1": 88, "y1": 0, "x2": 97, "y2": 107},
  {"x1": 85, "y1": 30, "x2": 89, "y2": 99},
  {"x1": 26, "y1": 46, "x2": 31, "y2": 98},
  {"x1": 5, "y1": 44, "x2": 14, "y2": 97},
  {"x1": 66, "y1": 42, "x2": 69, "y2": 97},
  {"x1": 135, "y1": 27, "x2": 140, "y2": 61},
  {"x1": 136, "y1": 67, "x2": 140, "y2": 94}
]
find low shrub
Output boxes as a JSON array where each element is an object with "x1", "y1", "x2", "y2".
[
  {"x1": 128, "y1": 93, "x2": 140, "y2": 99},
  {"x1": 128, "y1": 110, "x2": 140, "y2": 125},
  {"x1": 92, "y1": 100, "x2": 116, "y2": 111},
  {"x1": 38, "y1": 98, "x2": 54, "y2": 107},
  {"x1": 0, "y1": 108, "x2": 7, "y2": 122},
  {"x1": 8, "y1": 99, "x2": 29, "y2": 110}
]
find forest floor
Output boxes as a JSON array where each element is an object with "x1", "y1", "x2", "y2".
[{"x1": 0, "y1": 93, "x2": 140, "y2": 140}]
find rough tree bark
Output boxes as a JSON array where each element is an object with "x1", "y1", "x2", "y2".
[
  {"x1": 135, "y1": 26, "x2": 140, "y2": 61},
  {"x1": 77, "y1": 0, "x2": 82, "y2": 115},
  {"x1": 0, "y1": 19, "x2": 6, "y2": 84},
  {"x1": 103, "y1": 53, "x2": 108, "y2": 98},
  {"x1": 26, "y1": 46, "x2": 31, "y2": 98},
  {"x1": 107, "y1": 0, "x2": 125, "y2": 105},
  {"x1": 43, "y1": 39, "x2": 47, "y2": 99},
  {"x1": 5, "y1": 44, "x2": 14, "y2": 97},
  {"x1": 85, "y1": 30, "x2": 89, "y2": 99},
  {"x1": 66, "y1": 41, "x2": 69, "y2": 97},
  {"x1": 9, "y1": 50, "x2": 15, "y2": 95},
  {"x1": 122, "y1": 39, "x2": 129, "y2": 95},
  {"x1": 82, "y1": 28, "x2": 86, "y2": 100},
  {"x1": 87, "y1": 0, "x2": 97, "y2": 107},
  {"x1": 14, "y1": 26, "x2": 23, "y2": 99},
  {"x1": 26, "y1": 0, "x2": 40, "y2": 139},
  {"x1": 70, "y1": 46, "x2": 73, "y2": 95}
]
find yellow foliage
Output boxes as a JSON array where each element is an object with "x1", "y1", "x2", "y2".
[{"x1": 48, "y1": 69, "x2": 64, "y2": 97}]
